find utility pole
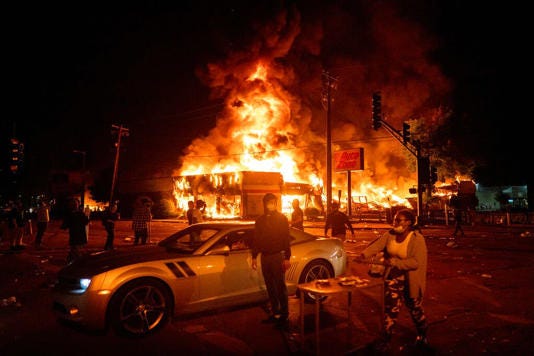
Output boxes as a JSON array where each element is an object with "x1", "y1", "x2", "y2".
[
  {"x1": 322, "y1": 71, "x2": 338, "y2": 216},
  {"x1": 110, "y1": 124, "x2": 129, "y2": 206},
  {"x1": 73, "y1": 150, "x2": 86, "y2": 209}
]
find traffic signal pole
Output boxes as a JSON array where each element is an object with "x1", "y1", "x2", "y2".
[{"x1": 372, "y1": 92, "x2": 426, "y2": 222}]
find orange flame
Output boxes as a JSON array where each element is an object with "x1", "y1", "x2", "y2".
[
  {"x1": 169, "y1": 3, "x2": 466, "y2": 219},
  {"x1": 173, "y1": 61, "x2": 415, "y2": 218}
]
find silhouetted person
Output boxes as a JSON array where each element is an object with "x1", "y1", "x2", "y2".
[
  {"x1": 186, "y1": 200, "x2": 202, "y2": 225},
  {"x1": 452, "y1": 208, "x2": 464, "y2": 237},
  {"x1": 84, "y1": 205, "x2": 91, "y2": 238},
  {"x1": 132, "y1": 198, "x2": 152, "y2": 245},
  {"x1": 34, "y1": 201, "x2": 50, "y2": 249},
  {"x1": 290, "y1": 199, "x2": 304, "y2": 230},
  {"x1": 102, "y1": 203, "x2": 120, "y2": 250},
  {"x1": 324, "y1": 201, "x2": 355, "y2": 242},
  {"x1": 251, "y1": 193, "x2": 291, "y2": 331},
  {"x1": 9, "y1": 200, "x2": 27, "y2": 250},
  {"x1": 61, "y1": 199, "x2": 89, "y2": 264}
]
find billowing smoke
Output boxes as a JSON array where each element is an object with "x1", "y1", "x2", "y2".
[{"x1": 174, "y1": 1, "x2": 451, "y2": 207}]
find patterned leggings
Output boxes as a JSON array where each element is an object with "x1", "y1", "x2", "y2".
[{"x1": 383, "y1": 275, "x2": 427, "y2": 338}]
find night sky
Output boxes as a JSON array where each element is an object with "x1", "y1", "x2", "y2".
[{"x1": 3, "y1": 1, "x2": 530, "y2": 198}]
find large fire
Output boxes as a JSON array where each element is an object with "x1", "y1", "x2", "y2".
[
  {"x1": 173, "y1": 61, "x2": 414, "y2": 219},
  {"x1": 171, "y1": 4, "x2": 455, "y2": 219}
]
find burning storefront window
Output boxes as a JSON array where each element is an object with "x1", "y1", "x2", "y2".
[{"x1": 173, "y1": 171, "x2": 324, "y2": 219}]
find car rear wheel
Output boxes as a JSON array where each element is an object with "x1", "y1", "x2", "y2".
[
  {"x1": 108, "y1": 278, "x2": 172, "y2": 337},
  {"x1": 298, "y1": 259, "x2": 334, "y2": 303}
]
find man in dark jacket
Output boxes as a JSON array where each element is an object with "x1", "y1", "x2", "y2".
[
  {"x1": 102, "y1": 203, "x2": 120, "y2": 250},
  {"x1": 251, "y1": 193, "x2": 291, "y2": 330},
  {"x1": 324, "y1": 201, "x2": 355, "y2": 242},
  {"x1": 61, "y1": 199, "x2": 89, "y2": 264}
]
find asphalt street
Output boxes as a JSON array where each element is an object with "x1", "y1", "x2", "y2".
[{"x1": 1, "y1": 219, "x2": 534, "y2": 355}]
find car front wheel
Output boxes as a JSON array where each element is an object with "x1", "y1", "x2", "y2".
[
  {"x1": 298, "y1": 259, "x2": 334, "y2": 303},
  {"x1": 108, "y1": 278, "x2": 172, "y2": 337}
]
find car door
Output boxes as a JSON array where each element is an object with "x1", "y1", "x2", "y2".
[{"x1": 196, "y1": 228, "x2": 265, "y2": 305}]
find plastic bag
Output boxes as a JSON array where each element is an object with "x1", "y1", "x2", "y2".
[{"x1": 368, "y1": 251, "x2": 386, "y2": 278}]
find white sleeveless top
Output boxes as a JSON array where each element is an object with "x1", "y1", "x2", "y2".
[{"x1": 387, "y1": 232, "x2": 413, "y2": 259}]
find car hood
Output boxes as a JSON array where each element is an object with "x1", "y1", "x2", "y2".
[{"x1": 58, "y1": 246, "x2": 187, "y2": 277}]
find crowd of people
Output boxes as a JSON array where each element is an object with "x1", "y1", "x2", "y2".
[
  {"x1": 0, "y1": 194, "x2": 431, "y2": 350},
  {"x1": 0, "y1": 196, "x2": 151, "y2": 262}
]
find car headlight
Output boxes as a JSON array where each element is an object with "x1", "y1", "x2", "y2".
[
  {"x1": 80, "y1": 278, "x2": 91, "y2": 290},
  {"x1": 71, "y1": 278, "x2": 92, "y2": 294}
]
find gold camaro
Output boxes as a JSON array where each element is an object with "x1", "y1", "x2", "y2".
[{"x1": 52, "y1": 221, "x2": 347, "y2": 337}]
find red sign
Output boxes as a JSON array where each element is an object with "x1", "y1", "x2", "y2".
[{"x1": 334, "y1": 148, "x2": 364, "y2": 171}]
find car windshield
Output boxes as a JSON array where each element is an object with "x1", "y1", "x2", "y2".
[{"x1": 158, "y1": 226, "x2": 221, "y2": 253}]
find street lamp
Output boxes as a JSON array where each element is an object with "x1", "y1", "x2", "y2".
[{"x1": 73, "y1": 150, "x2": 86, "y2": 209}]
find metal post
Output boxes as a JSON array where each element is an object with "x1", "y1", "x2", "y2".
[
  {"x1": 326, "y1": 74, "x2": 332, "y2": 216},
  {"x1": 73, "y1": 150, "x2": 86, "y2": 209},
  {"x1": 110, "y1": 124, "x2": 129, "y2": 206},
  {"x1": 322, "y1": 71, "x2": 337, "y2": 216},
  {"x1": 415, "y1": 153, "x2": 423, "y2": 222},
  {"x1": 347, "y1": 171, "x2": 352, "y2": 217}
]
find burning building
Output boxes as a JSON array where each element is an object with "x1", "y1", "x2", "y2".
[
  {"x1": 173, "y1": 171, "x2": 320, "y2": 219},
  {"x1": 171, "y1": 3, "x2": 454, "y2": 220}
]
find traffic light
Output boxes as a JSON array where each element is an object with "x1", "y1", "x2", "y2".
[
  {"x1": 402, "y1": 123, "x2": 411, "y2": 143},
  {"x1": 9, "y1": 138, "x2": 24, "y2": 173},
  {"x1": 417, "y1": 156, "x2": 430, "y2": 184},
  {"x1": 430, "y1": 166, "x2": 438, "y2": 184},
  {"x1": 372, "y1": 92, "x2": 382, "y2": 130}
]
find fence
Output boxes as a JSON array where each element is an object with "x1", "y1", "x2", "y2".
[{"x1": 347, "y1": 209, "x2": 534, "y2": 227}]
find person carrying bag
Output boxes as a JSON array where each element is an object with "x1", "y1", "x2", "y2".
[
  {"x1": 354, "y1": 209, "x2": 430, "y2": 352},
  {"x1": 367, "y1": 250, "x2": 387, "y2": 278}
]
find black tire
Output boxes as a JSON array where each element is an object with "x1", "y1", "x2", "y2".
[
  {"x1": 108, "y1": 278, "x2": 172, "y2": 337},
  {"x1": 298, "y1": 259, "x2": 334, "y2": 303}
]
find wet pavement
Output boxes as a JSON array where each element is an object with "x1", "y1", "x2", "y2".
[{"x1": 1, "y1": 219, "x2": 534, "y2": 355}]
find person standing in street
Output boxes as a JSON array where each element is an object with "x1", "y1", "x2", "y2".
[
  {"x1": 6, "y1": 201, "x2": 17, "y2": 249},
  {"x1": 251, "y1": 193, "x2": 292, "y2": 330},
  {"x1": 9, "y1": 200, "x2": 28, "y2": 250},
  {"x1": 324, "y1": 201, "x2": 355, "y2": 242},
  {"x1": 34, "y1": 201, "x2": 50, "y2": 249},
  {"x1": 356, "y1": 209, "x2": 430, "y2": 352},
  {"x1": 290, "y1": 199, "x2": 304, "y2": 230},
  {"x1": 102, "y1": 203, "x2": 120, "y2": 250},
  {"x1": 452, "y1": 208, "x2": 465, "y2": 237},
  {"x1": 132, "y1": 198, "x2": 152, "y2": 245},
  {"x1": 186, "y1": 200, "x2": 203, "y2": 244},
  {"x1": 60, "y1": 198, "x2": 89, "y2": 264},
  {"x1": 186, "y1": 200, "x2": 203, "y2": 225}
]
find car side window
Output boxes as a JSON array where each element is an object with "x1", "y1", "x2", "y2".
[
  {"x1": 227, "y1": 230, "x2": 252, "y2": 251},
  {"x1": 179, "y1": 228, "x2": 219, "y2": 245}
]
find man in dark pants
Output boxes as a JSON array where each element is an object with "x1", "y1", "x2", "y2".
[
  {"x1": 324, "y1": 201, "x2": 355, "y2": 242},
  {"x1": 34, "y1": 201, "x2": 50, "y2": 249},
  {"x1": 131, "y1": 198, "x2": 152, "y2": 245},
  {"x1": 251, "y1": 193, "x2": 291, "y2": 330},
  {"x1": 60, "y1": 199, "x2": 89, "y2": 264},
  {"x1": 102, "y1": 203, "x2": 120, "y2": 250}
]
